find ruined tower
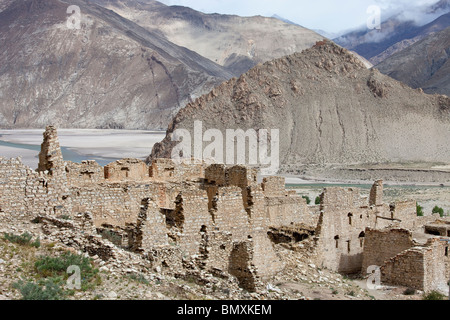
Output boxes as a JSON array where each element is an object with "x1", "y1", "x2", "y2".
[
  {"x1": 369, "y1": 180, "x2": 383, "y2": 207},
  {"x1": 38, "y1": 125, "x2": 66, "y2": 177}
]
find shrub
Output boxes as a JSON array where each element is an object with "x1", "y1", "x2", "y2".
[
  {"x1": 417, "y1": 204, "x2": 424, "y2": 217},
  {"x1": 3, "y1": 232, "x2": 40, "y2": 248},
  {"x1": 128, "y1": 273, "x2": 149, "y2": 285},
  {"x1": 34, "y1": 252, "x2": 99, "y2": 291},
  {"x1": 432, "y1": 206, "x2": 444, "y2": 218},
  {"x1": 423, "y1": 291, "x2": 446, "y2": 300},
  {"x1": 302, "y1": 196, "x2": 311, "y2": 205},
  {"x1": 315, "y1": 196, "x2": 321, "y2": 205},
  {"x1": 13, "y1": 278, "x2": 65, "y2": 300}
]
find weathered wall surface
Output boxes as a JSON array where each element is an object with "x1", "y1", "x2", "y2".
[
  {"x1": 362, "y1": 228, "x2": 415, "y2": 273},
  {"x1": 315, "y1": 187, "x2": 376, "y2": 274}
]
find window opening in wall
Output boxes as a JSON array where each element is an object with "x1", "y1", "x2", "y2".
[
  {"x1": 334, "y1": 235, "x2": 340, "y2": 249},
  {"x1": 348, "y1": 213, "x2": 353, "y2": 225},
  {"x1": 347, "y1": 240, "x2": 351, "y2": 253},
  {"x1": 359, "y1": 231, "x2": 365, "y2": 247}
]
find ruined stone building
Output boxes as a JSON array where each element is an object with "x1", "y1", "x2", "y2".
[{"x1": 0, "y1": 126, "x2": 448, "y2": 293}]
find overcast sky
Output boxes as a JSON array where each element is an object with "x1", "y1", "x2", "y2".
[{"x1": 158, "y1": 0, "x2": 444, "y2": 34}]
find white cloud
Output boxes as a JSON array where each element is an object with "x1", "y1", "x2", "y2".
[{"x1": 157, "y1": 0, "x2": 444, "y2": 33}]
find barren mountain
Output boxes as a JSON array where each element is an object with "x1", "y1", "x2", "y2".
[
  {"x1": 376, "y1": 27, "x2": 450, "y2": 96},
  {"x1": 91, "y1": 0, "x2": 325, "y2": 76},
  {"x1": 0, "y1": 0, "x2": 14, "y2": 12},
  {"x1": 335, "y1": 0, "x2": 450, "y2": 65},
  {"x1": 149, "y1": 41, "x2": 450, "y2": 172},
  {"x1": 0, "y1": 0, "x2": 233, "y2": 130}
]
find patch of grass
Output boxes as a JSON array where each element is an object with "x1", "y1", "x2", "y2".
[
  {"x1": 34, "y1": 252, "x2": 100, "y2": 291},
  {"x1": 127, "y1": 273, "x2": 150, "y2": 285},
  {"x1": 423, "y1": 291, "x2": 446, "y2": 300},
  {"x1": 3, "y1": 232, "x2": 41, "y2": 248},
  {"x1": 13, "y1": 277, "x2": 65, "y2": 300}
]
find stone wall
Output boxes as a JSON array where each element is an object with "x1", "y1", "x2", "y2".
[
  {"x1": 381, "y1": 238, "x2": 449, "y2": 292},
  {"x1": 381, "y1": 247, "x2": 426, "y2": 290},
  {"x1": 66, "y1": 160, "x2": 104, "y2": 186},
  {"x1": 105, "y1": 159, "x2": 150, "y2": 182},
  {"x1": 361, "y1": 228, "x2": 415, "y2": 273},
  {"x1": 315, "y1": 187, "x2": 378, "y2": 274},
  {"x1": 392, "y1": 200, "x2": 418, "y2": 230},
  {"x1": 150, "y1": 158, "x2": 205, "y2": 182},
  {"x1": 0, "y1": 158, "x2": 29, "y2": 215}
]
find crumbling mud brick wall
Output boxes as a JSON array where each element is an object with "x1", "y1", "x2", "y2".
[
  {"x1": 381, "y1": 238, "x2": 449, "y2": 292},
  {"x1": 150, "y1": 159, "x2": 205, "y2": 182},
  {"x1": 105, "y1": 159, "x2": 150, "y2": 181},
  {"x1": 391, "y1": 200, "x2": 418, "y2": 230},
  {"x1": 361, "y1": 228, "x2": 415, "y2": 273},
  {"x1": 262, "y1": 177, "x2": 286, "y2": 197},
  {"x1": 38, "y1": 126, "x2": 66, "y2": 178},
  {"x1": 315, "y1": 187, "x2": 378, "y2": 274},
  {"x1": 69, "y1": 183, "x2": 157, "y2": 228},
  {"x1": 167, "y1": 188, "x2": 214, "y2": 256},
  {"x1": 262, "y1": 176, "x2": 310, "y2": 228},
  {"x1": 65, "y1": 160, "x2": 105, "y2": 186},
  {"x1": 128, "y1": 198, "x2": 169, "y2": 252},
  {"x1": 212, "y1": 186, "x2": 251, "y2": 242},
  {"x1": 0, "y1": 158, "x2": 29, "y2": 215},
  {"x1": 425, "y1": 221, "x2": 450, "y2": 237}
]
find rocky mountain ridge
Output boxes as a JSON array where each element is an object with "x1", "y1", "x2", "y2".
[
  {"x1": 335, "y1": 0, "x2": 450, "y2": 65},
  {"x1": 91, "y1": 0, "x2": 326, "y2": 76},
  {"x1": 149, "y1": 41, "x2": 450, "y2": 171},
  {"x1": 0, "y1": 0, "x2": 233, "y2": 130},
  {"x1": 376, "y1": 26, "x2": 450, "y2": 97}
]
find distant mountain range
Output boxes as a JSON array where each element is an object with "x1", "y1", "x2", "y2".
[
  {"x1": 92, "y1": 0, "x2": 324, "y2": 76},
  {"x1": 376, "y1": 26, "x2": 450, "y2": 96},
  {"x1": 0, "y1": 0, "x2": 234, "y2": 130},
  {"x1": 335, "y1": 0, "x2": 450, "y2": 65},
  {"x1": 0, "y1": 0, "x2": 325, "y2": 130}
]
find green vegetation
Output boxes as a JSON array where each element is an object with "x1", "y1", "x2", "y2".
[
  {"x1": 127, "y1": 272, "x2": 150, "y2": 285},
  {"x1": 3, "y1": 232, "x2": 40, "y2": 248},
  {"x1": 12, "y1": 252, "x2": 101, "y2": 300},
  {"x1": 432, "y1": 206, "x2": 444, "y2": 218},
  {"x1": 423, "y1": 291, "x2": 446, "y2": 300},
  {"x1": 417, "y1": 204, "x2": 424, "y2": 217},
  {"x1": 315, "y1": 196, "x2": 321, "y2": 205},
  {"x1": 13, "y1": 278, "x2": 65, "y2": 300},
  {"x1": 302, "y1": 196, "x2": 311, "y2": 205},
  {"x1": 34, "y1": 252, "x2": 100, "y2": 291}
]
